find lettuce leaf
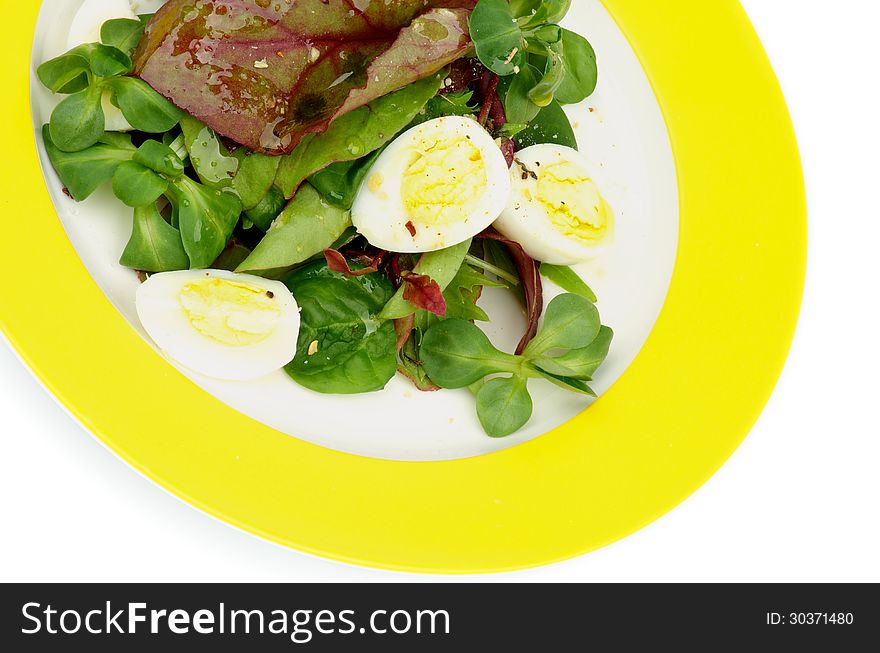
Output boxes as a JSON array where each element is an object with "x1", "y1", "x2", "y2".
[{"x1": 132, "y1": 0, "x2": 475, "y2": 154}]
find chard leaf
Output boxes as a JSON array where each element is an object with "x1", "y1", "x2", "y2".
[
  {"x1": 285, "y1": 261, "x2": 398, "y2": 395},
  {"x1": 275, "y1": 74, "x2": 443, "y2": 198},
  {"x1": 120, "y1": 203, "x2": 189, "y2": 273},
  {"x1": 132, "y1": 1, "x2": 474, "y2": 155},
  {"x1": 41, "y1": 125, "x2": 134, "y2": 201},
  {"x1": 237, "y1": 184, "x2": 351, "y2": 273}
]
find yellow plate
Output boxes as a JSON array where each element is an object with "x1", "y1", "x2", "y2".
[{"x1": 1, "y1": 0, "x2": 805, "y2": 573}]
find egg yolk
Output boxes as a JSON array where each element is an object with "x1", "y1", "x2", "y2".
[
  {"x1": 179, "y1": 278, "x2": 281, "y2": 347},
  {"x1": 534, "y1": 161, "x2": 612, "y2": 245},
  {"x1": 401, "y1": 135, "x2": 488, "y2": 227}
]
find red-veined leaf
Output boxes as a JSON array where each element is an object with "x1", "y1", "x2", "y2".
[{"x1": 402, "y1": 272, "x2": 447, "y2": 317}]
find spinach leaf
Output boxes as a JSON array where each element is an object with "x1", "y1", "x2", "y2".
[
  {"x1": 540, "y1": 263, "x2": 597, "y2": 302},
  {"x1": 308, "y1": 149, "x2": 383, "y2": 210},
  {"x1": 410, "y1": 90, "x2": 478, "y2": 127},
  {"x1": 41, "y1": 125, "x2": 134, "y2": 201},
  {"x1": 420, "y1": 319, "x2": 521, "y2": 389},
  {"x1": 112, "y1": 161, "x2": 168, "y2": 208},
  {"x1": 119, "y1": 203, "x2": 189, "y2": 273},
  {"x1": 167, "y1": 176, "x2": 241, "y2": 269},
  {"x1": 234, "y1": 152, "x2": 282, "y2": 211},
  {"x1": 476, "y1": 377, "x2": 533, "y2": 437},
  {"x1": 49, "y1": 85, "x2": 105, "y2": 152},
  {"x1": 244, "y1": 186, "x2": 287, "y2": 232},
  {"x1": 556, "y1": 29, "x2": 598, "y2": 105},
  {"x1": 523, "y1": 293, "x2": 600, "y2": 356},
  {"x1": 103, "y1": 76, "x2": 183, "y2": 133},
  {"x1": 380, "y1": 240, "x2": 472, "y2": 320},
  {"x1": 237, "y1": 184, "x2": 351, "y2": 273},
  {"x1": 275, "y1": 74, "x2": 442, "y2": 198},
  {"x1": 212, "y1": 243, "x2": 253, "y2": 272},
  {"x1": 514, "y1": 100, "x2": 578, "y2": 150},
  {"x1": 285, "y1": 262, "x2": 398, "y2": 395}
]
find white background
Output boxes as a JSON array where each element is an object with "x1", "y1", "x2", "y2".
[{"x1": 2, "y1": 0, "x2": 878, "y2": 582}]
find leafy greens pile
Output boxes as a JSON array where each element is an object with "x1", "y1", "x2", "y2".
[{"x1": 38, "y1": 0, "x2": 612, "y2": 438}]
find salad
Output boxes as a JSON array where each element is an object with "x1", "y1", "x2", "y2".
[{"x1": 38, "y1": 0, "x2": 615, "y2": 438}]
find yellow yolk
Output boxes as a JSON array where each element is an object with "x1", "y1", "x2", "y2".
[
  {"x1": 401, "y1": 136, "x2": 488, "y2": 226},
  {"x1": 179, "y1": 278, "x2": 281, "y2": 347},
  {"x1": 535, "y1": 161, "x2": 612, "y2": 245}
]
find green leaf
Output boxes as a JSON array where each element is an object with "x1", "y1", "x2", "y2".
[
  {"x1": 285, "y1": 262, "x2": 398, "y2": 395},
  {"x1": 556, "y1": 29, "x2": 598, "y2": 105},
  {"x1": 179, "y1": 116, "x2": 239, "y2": 189},
  {"x1": 244, "y1": 186, "x2": 287, "y2": 232},
  {"x1": 120, "y1": 203, "x2": 189, "y2": 272},
  {"x1": 308, "y1": 149, "x2": 383, "y2": 210},
  {"x1": 41, "y1": 125, "x2": 134, "y2": 201},
  {"x1": 133, "y1": 140, "x2": 185, "y2": 177},
  {"x1": 410, "y1": 90, "x2": 478, "y2": 127},
  {"x1": 444, "y1": 264, "x2": 504, "y2": 322},
  {"x1": 112, "y1": 161, "x2": 168, "y2": 208},
  {"x1": 276, "y1": 74, "x2": 443, "y2": 198},
  {"x1": 540, "y1": 263, "x2": 597, "y2": 302},
  {"x1": 234, "y1": 152, "x2": 282, "y2": 211},
  {"x1": 212, "y1": 243, "x2": 252, "y2": 272},
  {"x1": 49, "y1": 85, "x2": 105, "y2": 153},
  {"x1": 420, "y1": 319, "x2": 521, "y2": 389},
  {"x1": 500, "y1": 64, "x2": 542, "y2": 124},
  {"x1": 524, "y1": 294, "x2": 601, "y2": 356},
  {"x1": 380, "y1": 240, "x2": 472, "y2": 320},
  {"x1": 533, "y1": 0, "x2": 571, "y2": 25},
  {"x1": 88, "y1": 44, "x2": 132, "y2": 77},
  {"x1": 514, "y1": 100, "x2": 578, "y2": 150},
  {"x1": 469, "y1": 0, "x2": 525, "y2": 76},
  {"x1": 528, "y1": 42, "x2": 567, "y2": 107},
  {"x1": 531, "y1": 368, "x2": 596, "y2": 396},
  {"x1": 476, "y1": 377, "x2": 533, "y2": 437},
  {"x1": 543, "y1": 326, "x2": 613, "y2": 380},
  {"x1": 237, "y1": 184, "x2": 351, "y2": 273},
  {"x1": 104, "y1": 76, "x2": 183, "y2": 133},
  {"x1": 37, "y1": 46, "x2": 92, "y2": 94},
  {"x1": 100, "y1": 18, "x2": 146, "y2": 55},
  {"x1": 167, "y1": 176, "x2": 242, "y2": 269}
]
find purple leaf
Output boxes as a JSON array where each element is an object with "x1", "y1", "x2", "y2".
[{"x1": 132, "y1": 0, "x2": 475, "y2": 154}]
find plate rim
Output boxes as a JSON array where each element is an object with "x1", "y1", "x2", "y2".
[{"x1": 1, "y1": 0, "x2": 806, "y2": 574}]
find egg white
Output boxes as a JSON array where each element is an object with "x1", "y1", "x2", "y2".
[
  {"x1": 496, "y1": 144, "x2": 613, "y2": 265},
  {"x1": 67, "y1": 0, "x2": 138, "y2": 132},
  {"x1": 136, "y1": 270, "x2": 301, "y2": 381},
  {"x1": 351, "y1": 116, "x2": 511, "y2": 254}
]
